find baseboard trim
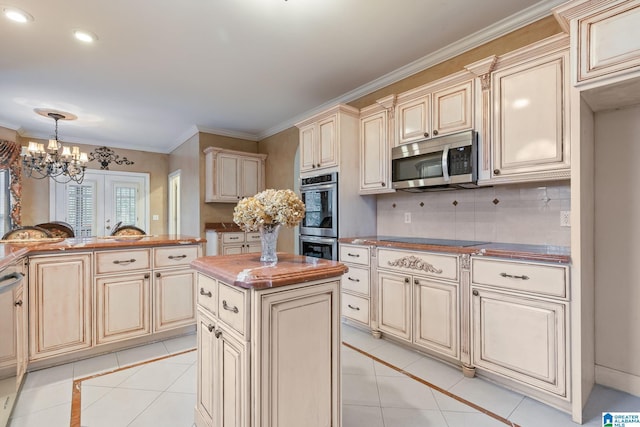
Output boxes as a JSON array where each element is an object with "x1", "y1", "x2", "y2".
[{"x1": 595, "y1": 365, "x2": 640, "y2": 397}]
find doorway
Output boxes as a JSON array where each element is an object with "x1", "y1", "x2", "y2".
[
  {"x1": 50, "y1": 170, "x2": 149, "y2": 237},
  {"x1": 168, "y1": 170, "x2": 181, "y2": 235}
]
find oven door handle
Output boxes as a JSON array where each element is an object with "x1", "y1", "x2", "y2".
[
  {"x1": 441, "y1": 145, "x2": 450, "y2": 182},
  {"x1": 301, "y1": 236, "x2": 336, "y2": 244},
  {"x1": 300, "y1": 183, "x2": 335, "y2": 192}
]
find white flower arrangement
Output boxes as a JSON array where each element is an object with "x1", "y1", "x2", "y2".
[{"x1": 233, "y1": 189, "x2": 306, "y2": 231}]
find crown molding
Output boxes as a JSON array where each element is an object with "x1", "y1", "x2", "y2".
[
  {"x1": 195, "y1": 125, "x2": 258, "y2": 142},
  {"x1": 18, "y1": 129, "x2": 168, "y2": 154},
  {"x1": 257, "y1": 0, "x2": 567, "y2": 140}
]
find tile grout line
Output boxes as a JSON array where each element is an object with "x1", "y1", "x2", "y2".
[
  {"x1": 69, "y1": 348, "x2": 196, "y2": 427},
  {"x1": 342, "y1": 341, "x2": 522, "y2": 427}
]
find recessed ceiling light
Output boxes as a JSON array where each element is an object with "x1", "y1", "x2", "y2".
[
  {"x1": 73, "y1": 30, "x2": 98, "y2": 43},
  {"x1": 2, "y1": 6, "x2": 34, "y2": 23}
]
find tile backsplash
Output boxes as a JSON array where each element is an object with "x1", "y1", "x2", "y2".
[{"x1": 376, "y1": 182, "x2": 570, "y2": 247}]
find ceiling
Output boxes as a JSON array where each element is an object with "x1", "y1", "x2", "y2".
[{"x1": 0, "y1": 0, "x2": 565, "y2": 153}]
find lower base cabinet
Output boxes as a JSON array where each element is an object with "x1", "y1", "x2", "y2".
[
  {"x1": 195, "y1": 275, "x2": 341, "y2": 427},
  {"x1": 471, "y1": 288, "x2": 567, "y2": 397},
  {"x1": 154, "y1": 269, "x2": 197, "y2": 332},
  {"x1": 377, "y1": 271, "x2": 412, "y2": 341},
  {"x1": 414, "y1": 278, "x2": 458, "y2": 359}
]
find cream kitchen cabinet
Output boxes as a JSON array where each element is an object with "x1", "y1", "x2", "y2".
[
  {"x1": 206, "y1": 231, "x2": 261, "y2": 256},
  {"x1": 375, "y1": 248, "x2": 460, "y2": 358},
  {"x1": 0, "y1": 263, "x2": 26, "y2": 379},
  {"x1": 470, "y1": 257, "x2": 569, "y2": 398},
  {"x1": 152, "y1": 245, "x2": 200, "y2": 332},
  {"x1": 204, "y1": 147, "x2": 267, "y2": 203},
  {"x1": 28, "y1": 253, "x2": 93, "y2": 360},
  {"x1": 339, "y1": 244, "x2": 372, "y2": 327},
  {"x1": 359, "y1": 95, "x2": 396, "y2": 194},
  {"x1": 555, "y1": 0, "x2": 640, "y2": 88},
  {"x1": 296, "y1": 104, "x2": 360, "y2": 174},
  {"x1": 94, "y1": 249, "x2": 152, "y2": 345},
  {"x1": 489, "y1": 35, "x2": 571, "y2": 183},
  {"x1": 396, "y1": 78, "x2": 474, "y2": 145}
]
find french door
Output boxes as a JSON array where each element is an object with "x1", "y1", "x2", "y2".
[{"x1": 50, "y1": 170, "x2": 149, "y2": 237}]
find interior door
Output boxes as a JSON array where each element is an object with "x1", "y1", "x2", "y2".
[{"x1": 51, "y1": 170, "x2": 149, "y2": 237}]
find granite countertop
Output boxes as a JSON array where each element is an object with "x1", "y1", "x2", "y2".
[
  {"x1": 204, "y1": 222, "x2": 244, "y2": 232},
  {"x1": 191, "y1": 252, "x2": 348, "y2": 290},
  {"x1": 339, "y1": 236, "x2": 571, "y2": 264},
  {"x1": 0, "y1": 235, "x2": 205, "y2": 270}
]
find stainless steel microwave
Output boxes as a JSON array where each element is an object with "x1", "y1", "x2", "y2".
[{"x1": 391, "y1": 130, "x2": 478, "y2": 191}]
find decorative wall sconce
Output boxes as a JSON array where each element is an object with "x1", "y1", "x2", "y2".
[{"x1": 88, "y1": 146, "x2": 134, "y2": 170}]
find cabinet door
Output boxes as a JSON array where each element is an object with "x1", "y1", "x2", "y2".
[
  {"x1": 377, "y1": 271, "x2": 412, "y2": 341},
  {"x1": 29, "y1": 254, "x2": 92, "y2": 360},
  {"x1": 223, "y1": 245, "x2": 244, "y2": 255},
  {"x1": 0, "y1": 287, "x2": 17, "y2": 368},
  {"x1": 244, "y1": 243, "x2": 261, "y2": 254},
  {"x1": 492, "y1": 50, "x2": 569, "y2": 179},
  {"x1": 239, "y1": 156, "x2": 261, "y2": 199},
  {"x1": 432, "y1": 80, "x2": 473, "y2": 136},
  {"x1": 472, "y1": 288, "x2": 566, "y2": 396},
  {"x1": 299, "y1": 123, "x2": 317, "y2": 172},
  {"x1": 95, "y1": 273, "x2": 151, "y2": 344},
  {"x1": 360, "y1": 110, "x2": 391, "y2": 193},
  {"x1": 217, "y1": 326, "x2": 248, "y2": 427},
  {"x1": 15, "y1": 284, "x2": 27, "y2": 386},
  {"x1": 218, "y1": 154, "x2": 241, "y2": 201},
  {"x1": 317, "y1": 115, "x2": 338, "y2": 169},
  {"x1": 397, "y1": 95, "x2": 430, "y2": 144},
  {"x1": 413, "y1": 278, "x2": 458, "y2": 359},
  {"x1": 196, "y1": 311, "x2": 217, "y2": 426},
  {"x1": 154, "y1": 269, "x2": 196, "y2": 332}
]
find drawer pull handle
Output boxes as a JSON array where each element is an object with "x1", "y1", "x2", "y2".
[
  {"x1": 214, "y1": 329, "x2": 222, "y2": 339},
  {"x1": 200, "y1": 288, "x2": 212, "y2": 297},
  {"x1": 500, "y1": 272, "x2": 529, "y2": 280},
  {"x1": 347, "y1": 277, "x2": 360, "y2": 282},
  {"x1": 113, "y1": 259, "x2": 136, "y2": 265},
  {"x1": 14, "y1": 300, "x2": 22, "y2": 307},
  {"x1": 229, "y1": 237, "x2": 240, "y2": 240},
  {"x1": 222, "y1": 300, "x2": 239, "y2": 313},
  {"x1": 168, "y1": 254, "x2": 187, "y2": 260},
  {"x1": 347, "y1": 304, "x2": 360, "y2": 311},
  {"x1": 347, "y1": 253, "x2": 360, "y2": 258},
  {"x1": 207, "y1": 324, "x2": 214, "y2": 332}
]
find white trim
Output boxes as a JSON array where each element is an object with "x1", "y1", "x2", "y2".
[
  {"x1": 595, "y1": 364, "x2": 640, "y2": 398},
  {"x1": 166, "y1": 125, "x2": 199, "y2": 154},
  {"x1": 195, "y1": 125, "x2": 258, "y2": 142}
]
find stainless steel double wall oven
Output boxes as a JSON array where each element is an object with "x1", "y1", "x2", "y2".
[{"x1": 299, "y1": 172, "x2": 338, "y2": 260}]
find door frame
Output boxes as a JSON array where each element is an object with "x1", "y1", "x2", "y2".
[{"x1": 168, "y1": 169, "x2": 181, "y2": 236}]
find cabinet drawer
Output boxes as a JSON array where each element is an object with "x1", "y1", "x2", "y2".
[
  {"x1": 471, "y1": 258, "x2": 568, "y2": 298},
  {"x1": 154, "y1": 245, "x2": 200, "y2": 268},
  {"x1": 341, "y1": 265, "x2": 370, "y2": 295},
  {"x1": 341, "y1": 293, "x2": 369, "y2": 326},
  {"x1": 223, "y1": 233, "x2": 245, "y2": 244},
  {"x1": 246, "y1": 232, "x2": 261, "y2": 243},
  {"x1": 218, "y1": 282, "x2": 247, "y2": 337},
  {"x1": 95, "y1": 249, "x2": 151, "y2": 274},
  {"x1": 339, "y1": 245, "x2": 370, "y2": 266},
  {"x1": 377, "y1": 248, "x2": 458, "y2": 281},
  {"x1": 197, "y1": 274, "x2": 217, "y2": 315}
]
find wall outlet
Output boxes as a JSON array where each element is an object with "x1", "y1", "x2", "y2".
[
  {"x1": 404, "y1": 212, "x2": 411, "y2": 224},
  {"x1": 560, "y1": 211, "x2": 570, "y2": 227},
  {"x1": 152, "y1": 214, "x2": 159, "y2": 221}
]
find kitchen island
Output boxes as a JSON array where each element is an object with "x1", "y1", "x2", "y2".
[{"x1": 190, "y1": 252, "x2": 347, "y2": 427}]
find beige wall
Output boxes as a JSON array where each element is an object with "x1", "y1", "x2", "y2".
[
  {"x1": 197, "y1": 133, "x2": 258, "y2": 237},
  {"x1": 259, "y1": 127, "x2": 300, "y2": 251},
  {"x1": 169, "y1": 132, "x2": 200, "y2": 237},
  {"x1": 18, "y1": 137, "x2": 169, "y2": 235},
  {"x1": 0, "y1": 126, "x2": 17, "y2": 142}
]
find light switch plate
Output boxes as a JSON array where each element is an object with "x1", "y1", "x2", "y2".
[{"x1": 560, "y1": 211, "x2": 570, "y2": 227}]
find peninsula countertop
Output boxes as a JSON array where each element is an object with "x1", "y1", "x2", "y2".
[
  {"x1": 191, "y1": 252, "x2": 348, "y2": 290},
  {"x1": 339, "y1": 236, "x2": 570, "y2": 264},
  {"x1": 0, "y1": 235, "x2": 205, "y2": 270}
]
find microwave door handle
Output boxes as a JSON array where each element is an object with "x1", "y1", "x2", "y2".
[{"x1": 441, "y1": 145, "x2": 450, "y2": 182}]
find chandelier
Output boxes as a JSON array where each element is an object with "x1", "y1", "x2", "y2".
[{"x1": 21, "y1": 112, "x2": 88, "y2": 184}]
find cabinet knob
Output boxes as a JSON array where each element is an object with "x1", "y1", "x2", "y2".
[
  {"x1": 472, "y1": 290, "x2": 479, "y2": 296},
  {"x1": 493, "y1": 169, "x2": 500, "y2": 175},
  {"x1": 156, "y1": 272, "x2": 161, "y2": 278},
  {"x1": 424, "y1": 132, "x2": 429, "y2": 138},
  {"x1": 414, "y1": 279, "x2": 419, "y2": 285},
  {"x1": 316, "y1": 163, "x2": 321, "y2": 168},
  {"x1": 381, "y1": 182, "x2": 386, "y2": 187},
  {"x1": 433, "y1": 130, "x2": 439, "y2": 136},
  {"x1": 207, "y1": 324, "x2": 214, "y2": 332},
  {"x1": 144, "y1": 273, "x2": 150, "y2": 279},
  {"x1": 14, "y1": 300, "x2": 22, "y2": 307},
  {"x1": 214, "y1": 329, "x2": 222, "y2": 339},
  {"x1": 404, "y1": 277, "x2": 410, "y2": 283},
  {"x1": 312, "y1": 164, "x2": 316, "y2": 168}
]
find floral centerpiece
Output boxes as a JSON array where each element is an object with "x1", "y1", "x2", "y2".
[{"x1": 233, "y1": 189, "x2": 306, "y2": 262}]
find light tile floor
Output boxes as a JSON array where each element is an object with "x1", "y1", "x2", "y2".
[{"x1": 8, "y1": 324, "x2": 640, "y2": 426}]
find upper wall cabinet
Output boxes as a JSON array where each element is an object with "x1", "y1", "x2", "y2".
[
  {"x1": 359, "y1": 95, "x2": 396, "y2": 194},
  {"x1": 296, "y1": 104, "x2": 360, "y2": 175},
  {"x1": 487, "y1": 35, "x2": 571, "y2": 184},
  {"x1": 395, "y1": 75, "x2": 474, "y2": 145},
  {"x1": 554, "y1": 0, "x2": 640, "y2": 89},
  {"x1": 204, "y1": 147, "x2": 267, "y2": 203}
]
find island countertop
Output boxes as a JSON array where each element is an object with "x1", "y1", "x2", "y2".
[{"x1": 191, "y1": 252, "x2": 348, "y2": 290}]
